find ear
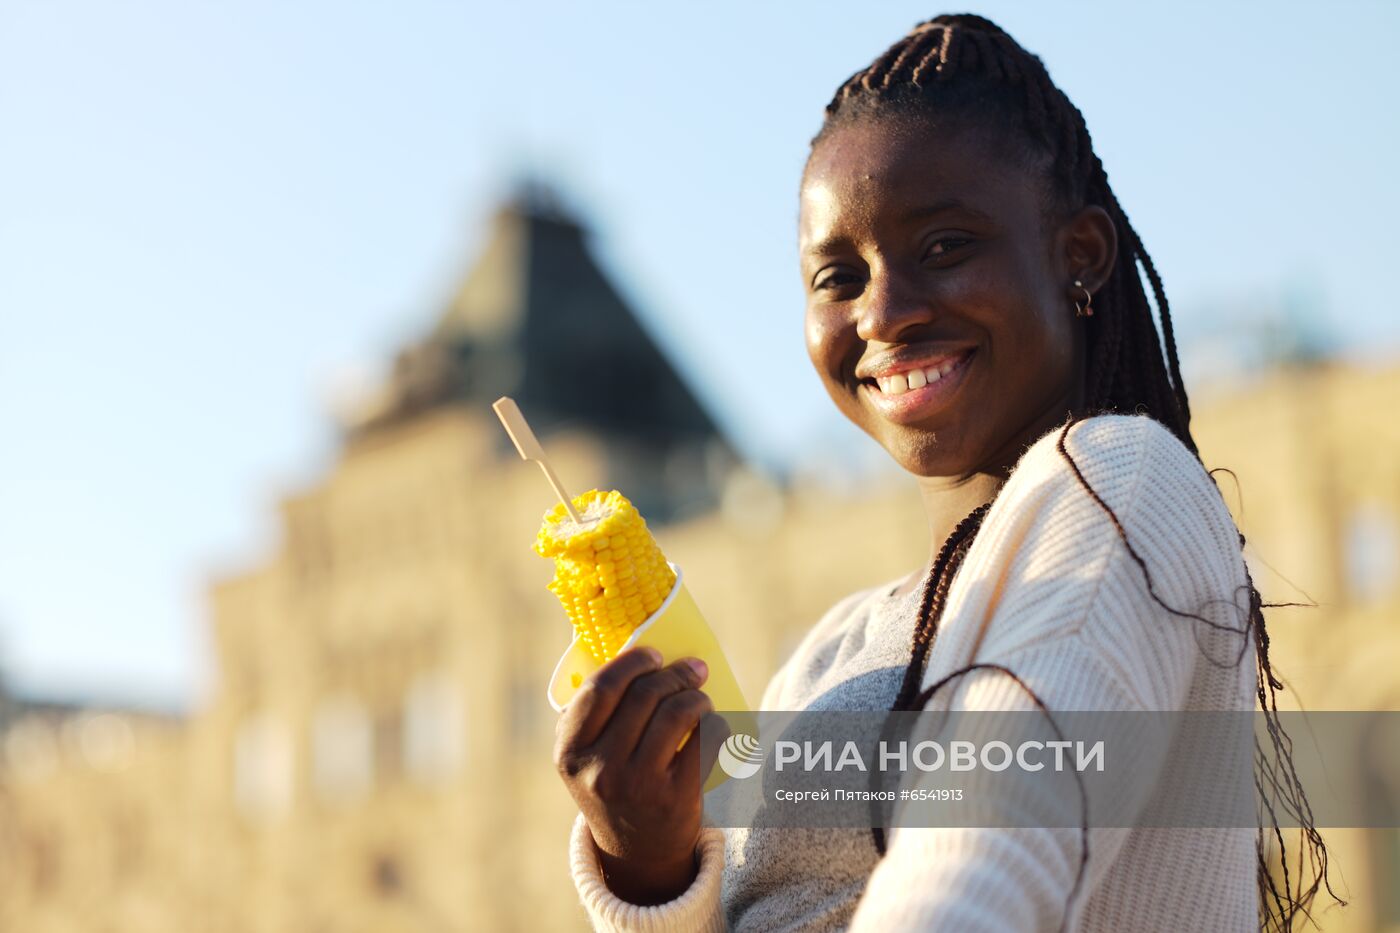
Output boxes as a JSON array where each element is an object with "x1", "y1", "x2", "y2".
[{"x1": 1057, "y1": 205, "x2": 1117, "y2": 297}]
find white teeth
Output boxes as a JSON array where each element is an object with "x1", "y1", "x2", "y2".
[
  {"x1": 873, "y1": 373, "x2": 910, "y2": 395},
  {"x1": 871, "y1": 355, "x2": 968, "y2": 395}
]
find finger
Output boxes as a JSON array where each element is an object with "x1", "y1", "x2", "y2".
[
  {"x1": 634, "y1": 687, "x2": 715, "y2": 773},
  {"x1": 669, "y1": 710, "x2": 732, "y2": 791},
  {"x1": 598, "y1": 659, "x2": 706, "y2": 758},
  {"x1": 557, "y1": 646, "x2": 663, "y2": 751}
]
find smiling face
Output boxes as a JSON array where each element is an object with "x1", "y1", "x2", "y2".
[{"x1": 801, "y1": 114, "x2": 1090, "y2": 478}]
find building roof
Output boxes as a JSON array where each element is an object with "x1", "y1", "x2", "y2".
[{"x1": 344, "y1": 180, "x2": 741, "y2": 522}]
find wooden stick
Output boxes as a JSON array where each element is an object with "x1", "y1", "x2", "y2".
[{"x1": 492, "y1": 396, "x2": 585, "y2": 524}]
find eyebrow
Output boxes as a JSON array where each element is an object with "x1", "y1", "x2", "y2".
[
  {"x1": 801, "y1": 198, "x2": 993, "y2": 258},
  {"x1": 900, "y1": 198, "x2": 992, "y2": 224}
]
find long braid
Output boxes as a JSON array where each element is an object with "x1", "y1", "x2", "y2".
[
  {"x1": 893, "y1": 503, "x2": 991, "y2": 714},
  {"x1": 815, "y1": 15, "x2": 1336, "y2": 930},
  {"x1": 870, "y1": 501, "x2": 990, "y2": 856}
]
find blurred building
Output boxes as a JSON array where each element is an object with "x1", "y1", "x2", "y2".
[
  {"x1": 0, "y1": 696, "x2": 186, "y2": 932},
  {"x1": 347, "y1": 181, "x2": 741, "y2": 526},
  {"x1": 1190, "y1": 358, "x2": 1400, "y2": 933},
  {"x1": 1, "y1": 192, "x2": 1397, "y2": 932}
]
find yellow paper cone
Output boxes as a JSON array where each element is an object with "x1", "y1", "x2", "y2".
[{"x1": 548, "y1": 565, "x2": 758, "y2": 792}]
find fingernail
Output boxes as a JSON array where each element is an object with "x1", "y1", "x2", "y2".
[
  {"x1": 684, "y1": 658, "x2": 708, "y2": 682},
  {"x1": 641, "y1": 647, "x2": 664, "y2": 666}
]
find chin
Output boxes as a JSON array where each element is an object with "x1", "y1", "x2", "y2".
[
  {"x1": 873, "y1": 419, "x2": 981, "y2": 478},
  {"x1": 827, "y1": 387, "x2": 975, "y2": 478},
  {"x1": 892, "y1": 437, "x2": 969, "y2": 478}
]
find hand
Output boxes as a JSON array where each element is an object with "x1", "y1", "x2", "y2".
[{"x1": 554, "y1": 646, "x2": 729, "y2": 905}]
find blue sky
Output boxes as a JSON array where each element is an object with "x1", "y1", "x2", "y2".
[{"x1": 1, "y1": 0, "x2": 1396, "y2": 708}]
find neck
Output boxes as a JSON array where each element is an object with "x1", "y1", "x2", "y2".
[
  {"x1": 886, "y1": 471, "x2": 1002, "y2": 599},
  {"x1": 915, "y1": 471, "x2": 1004, "y2": 561},
  {"x1": 895, "y1": 394, "x2": 1083, "y2": 598}
]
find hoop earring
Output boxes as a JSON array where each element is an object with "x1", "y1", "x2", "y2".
[{"x1": 1073, "y1": 279, "x2": 1094, "y2": 318}]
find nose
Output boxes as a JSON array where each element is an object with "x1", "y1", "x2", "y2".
[{"x1": 854, "y1": 266, "x2": 936, "y2": 345}]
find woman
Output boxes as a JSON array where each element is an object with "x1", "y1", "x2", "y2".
[{"x1": 554, "y1": 14, "x2": 1332, "y2": 932}]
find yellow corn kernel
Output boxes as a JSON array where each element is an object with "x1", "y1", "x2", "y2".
[{"x1": 533, "y1": 489, "x2": 677, "y2": 664}]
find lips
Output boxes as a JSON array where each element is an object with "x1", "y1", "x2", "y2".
[{"x1": 858, "y1": 348, "x2": 976, "y2": 425}]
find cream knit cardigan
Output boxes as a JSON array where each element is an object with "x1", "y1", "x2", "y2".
[{"x1": 568, "y1": 414, "x2": 1259, "y2": 932}]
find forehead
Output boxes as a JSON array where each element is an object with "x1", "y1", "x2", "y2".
[{"x1": 799, "y1": 117, "x2": 1039, "y2": 250}]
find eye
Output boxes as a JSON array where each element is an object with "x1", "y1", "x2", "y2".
[
  {"x1": 812, "y1": 266, "x2": 863, "y2": 293},
  {"x1": 923, "y1": 236, "x2": 973, "y2": 261}
]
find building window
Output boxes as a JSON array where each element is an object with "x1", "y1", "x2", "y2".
[
  {"x1": 1362, "y1": 713, "x2": 1400, "y2": 925},
  {"x1": 509, "y1": 670, "x2": 552, "y2": 750},
  {"x1": 72, "y1": 713, "x2": 134, "y2": 772},
  {"x1": 25, "y1": 827, "x2": 59, "y2": 895},
  {"x1": 2, "y1": 718, "x2": 58, "y2": 780},
  {"x1": 1345, "y1": 503, "x2": 1398, "y2": 605},
  {"x1": 370, "y1": 851, "x2": 404, "y2": 898},
  {"x1": 233, "y1": 713, "x2": 293, "y2": 820},
  {"x1": 403, "y1": 673, "x2": 464, "y2": 782},
  {"x1": 311, "y1": 696, "x2": 373, "y2": 802}
]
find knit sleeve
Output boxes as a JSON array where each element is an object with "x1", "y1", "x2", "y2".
[
  {"x1": 846, "y1": 415, "x2": 1254, "y2": 932},
  {"x1": 569, "y1": 812, "x2": 727, "y2": 933}
]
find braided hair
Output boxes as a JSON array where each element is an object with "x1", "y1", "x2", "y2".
[{"x1": 812, "y1": 14, "x2": 1339, "y2": 931}]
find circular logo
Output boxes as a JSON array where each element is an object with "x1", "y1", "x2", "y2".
[{"x1": 717, "y1": 732, "x2": 765, "y2": 779}]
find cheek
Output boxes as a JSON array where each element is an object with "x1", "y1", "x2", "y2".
[
  {"x1": 1028, "y1": 291, "x2": 1079, "y2": 374},
  {"x1": 999, "y1": 293, "x2": 1079, "y2": 397},
  {"x1": 803, "y1": 307, "x2": 844, "y2": 374},
  {"x1": 969, "y1": 260, "x2": 1074, "y2": 373}
]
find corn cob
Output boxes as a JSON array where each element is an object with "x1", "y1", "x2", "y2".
[{"x1": 533, "y1": 489, "x2": 677, "y2": 664}]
